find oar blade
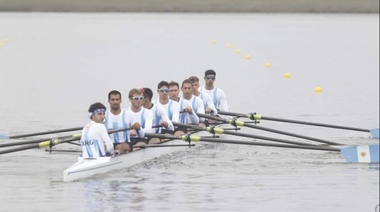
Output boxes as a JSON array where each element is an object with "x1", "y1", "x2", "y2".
[
  {"x1": 340, "y1": 144, "x2": 379, "y2": 163},
  {"x1": 370, "y1": 128, "x2": 379, "y2": 139},
  {"x1": 0, "y1": 135, "x2": 10, "y2": 139}
]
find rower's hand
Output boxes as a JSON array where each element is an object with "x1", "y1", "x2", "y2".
[
  {"x1": 132, "y1": 122, "x2": 141, "y2": 131},
  {"x1": 130, "y1": 130, "x2": 137, "y2": 136},
  {"x1": 205, "y1": 107, "x2": 213, "y2": 114},
  {"x1": 183, "y1": 106, "x2": 193, "y2": 113},
  {"x1": 106, "y1": 149, "x2": 115, "y2": 157},
  {"x1": 161, "y1": 121, "x2": 169, "y2": 128}
]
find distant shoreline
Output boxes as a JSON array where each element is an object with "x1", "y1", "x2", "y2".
[{"x1": 0, "y1": 0, "x2": 379, "y2": 13}]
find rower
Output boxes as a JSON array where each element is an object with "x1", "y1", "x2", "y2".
[
  {"x1": 200, "y1": 69, "x2": 230, "y2": 112},
  {"x1": 188, "y1": 75, "x2": 218, "y2": 126},
  {"x1": 168, "y1": 80, "x2": 199, "y2": 135},
  {"x1": 179, "y1": 79, "x2": 203, "y2": 127},
  {"x1": 168, "y1": 81, "x2": 181, "y2": 102},
  {"x1": 188, "y1": 75, "x2": 217, "y2": 116},
  {"x1": 127, "y1": 88, "x2": 154, "y2": 147},
  {"x1": 80, "y1": 102, "x2": 114, "y2": 158},
  {"x1": 105, "y1": 90, "x2": 144, "y2": 153},
  {"x1": 154, "y1": 81, "x2": 185, "y2": 136},
  {"x1": 142, "y1": 87, "x2": 174, "y2": 143}
]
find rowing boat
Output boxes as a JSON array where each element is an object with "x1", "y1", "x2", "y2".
[{"x1": 63, "y1": 127, "x2": 221, "y2": 182}]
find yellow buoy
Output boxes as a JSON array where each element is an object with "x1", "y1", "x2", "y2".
[
  {"x1": 0, "y1": 42, "x2": 3, "y2": 47},
  {"x1": 314, "y1": 86, "x2": 322, "y2": 93},
  {"x1": 265, "y1": 63, "x2": 271, "y2": 68},
  {"x1": 245, "y1": 54, "x2": 251, "y2": 60},
  {"x1": 211, "y1": 39, "x2": 217, "y2": 44},
  {"x1": 284, "y1": 72, "x2": 291, "y2": 79},
  {"x1": 235, "y1": 48, "x2": 241, "y2": 54}
]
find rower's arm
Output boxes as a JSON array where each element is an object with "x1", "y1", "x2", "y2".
[
  {"x1": 99, "y1": 124, "x2": 114, "y2": 153},
  {"x1": 143, "y1": 109, "x2": 153, "y2": 134},
  {"x1": 204, "y1": 92, "x2": 218, "y2": 115},
  {"x1": 218, "y1": 90, "x2": 230, "y2": 112}
]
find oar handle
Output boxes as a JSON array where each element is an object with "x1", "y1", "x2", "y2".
[
  {"x1": 173, "y1": 122, "x2": 203, "y2": 130},
  {"x1": 135, "y1": 144, "x2": 196, "y2": 148},
  {"x1": 107, "y1": 127, "x2": 132, "y2": 134},
  {"x1": 45, "y1": 149, "x2": 81, "y2": 153},
  {"x1": 196, "y1": 113, "x2": 227, "y2": 122},
  {"x1": 217, "y1": 111, "x2": 248, "y2": 117},
  {"x1": 145, "y1": 133, "x2": 180, "y2": 140}
]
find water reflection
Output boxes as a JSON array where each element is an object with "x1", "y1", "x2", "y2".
[{"x1": 80, "y1": 176, "x2": 148, "y2": 211}]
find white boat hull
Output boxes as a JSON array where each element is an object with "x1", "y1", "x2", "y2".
[{"x1": 63, "y1": 130, "x2": 216, "y2": 182}]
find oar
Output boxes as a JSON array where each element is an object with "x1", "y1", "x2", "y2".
[
  {"x1": 0, "y1": 127, "x2": 83, "y2": 140},
  {"x1": 134, "y1": 144, "x2": 196, "y2": 148},
  {"x1": 45, "y1": 149, "x2": 82, "y2": 153},
  {"x1": 173, "y1": 122, "x2": 319, "y2": 146},
  {"x1": 218, "y1": 111, "x2": 379, "y2": 139},
  {"x1": 339, "y1": 144, "x2": 379, "y2": 163},
  {"x1": 0, "y1": 126, "x2": 133, "y2": 148},
  {"x1": 45, "y1": 144, "x2": 197, "y2": 151},
  {"x1": 196, "y1": 113, "x2": 342, "y2": 145},
  {"x1": 0, "y1": 127, "x2": 132, "y2": 155},
  {"x1": 145, "y1": 133, "x2": 379, "y2": 163},
  {"x1": 0, "y1": 135, "x2": 81, "y2": 155},
  {"x1": 0, "y1": 134, "x2": 81, "y2": 148}
]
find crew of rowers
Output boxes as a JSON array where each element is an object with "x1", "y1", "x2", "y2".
[{"x1": 80, "y1": 69, "x2": 229, "y2": 158}]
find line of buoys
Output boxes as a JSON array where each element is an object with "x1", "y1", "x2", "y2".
[{"x1": 210, "y1": 38, "x2": 323, "y2": 94}]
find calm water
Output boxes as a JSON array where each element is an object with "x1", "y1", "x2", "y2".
[{"x1": 0, "y1": 13, "x2": 379, "y2": 212}]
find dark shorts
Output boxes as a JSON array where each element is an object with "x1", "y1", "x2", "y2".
[
  {"x1": 113, "y1": 141, "x2": 133, "y2": 152},
  {"x1": 160, "y1": 128, "x2": 174, "y2": 135},
  {"x1": 174, "y1": 126, "x2": 188, "y2": 134},
  {"x1": 200, "y1": 119, "x2": 210, "y2": 127},
  {"x1": 130, "y1": 137, "x2": 148, "y2": 146},
  {"x1": 113, "y1": 142, "x2": 126, "y2": 148}
]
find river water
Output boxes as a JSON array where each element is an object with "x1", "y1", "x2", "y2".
[{"x1": 0, "y1": 13, "x2": 379, "y2": 211}]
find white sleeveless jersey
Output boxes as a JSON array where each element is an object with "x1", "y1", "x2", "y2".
[
  {"x1": 127, "y1": 107, "x2": 153, "y2": 134},
  {"x1": 104, "y1": 109, "x2": 143, "y2": 143},
  {"x1": 148, "y1": 102, "x2": 174, "y2": 133},
  {"x1": 201, "y1": 86, "x2": 229, "y2": 112},
  {"x1": 154, "y1": 99, "x2": 180, "y2": 123},
  {"x1": 186, "y1": 95, "x2": 206, "y2": 122},
  {"x1": 80, "y1": 121, "x2": 113, "y2": 158},
  {"x1": 195, "y1": 90, "x2": 218, "y2": 115},
  {"x1": 178, "y1": 97, "x2": 200, "y2": 125}
]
